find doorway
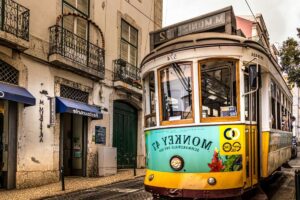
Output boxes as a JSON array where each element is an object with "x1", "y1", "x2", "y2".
[
  {"x1": 113, "y1": 101, "x2": 138, "y2": 169},
  {"x1": 0, "y1": 100, "x2": 4, "y2": 188},
  {"x1": 61, "y1": 113, "x2": 87, "y2": 176},
  {"x1": 0, "y1": 100, "x2": 17, "y2": 189}
]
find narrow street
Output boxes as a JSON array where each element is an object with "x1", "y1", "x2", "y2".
[
  {"x1": 43, "y1": 177, "x2": 152, "y2": 200},
  {"x1": 43, "y1": 153, "x2": 300, "y2": 200}
]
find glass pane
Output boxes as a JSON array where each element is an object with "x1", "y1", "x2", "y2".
[
  {"x1": 244, "y1": 75, "x2": 249, "y2": 120},
  {"x1": 121, "y1": 21, "x2": 129, "y2": 42},
  {"x1": 65, "y1": 0, "x2": 76, "y2": 7},
  {"x1": 144, "y1": 72, "x2": 156, "y2": 127},
  {"x1": 251, "y1": 93, "x2": 256, "y2": 121},
  {"x1": 120, "y1": 40, "x2": 129, "y2": 62},
  {"x1": 76, "y1": 17, "x2": 87, "y2": 38},
  {"x1": 130, "y1": 27, "x2": 138, "y2": 46},
  {"x1": 160, "y1": 63, "x2": 192, "y2": 121},
  {"x1": 77, "y1": 0, "x2": 88, "y2": 15},
  {"x1": 201, "y1": 60, "x2": 237, "y2": 118},
  {"x1": 129, "y1": 46, "x2": 137, "y2": 66},
  {"x1": 271, "y1": 97, "x2": 276, "y2": 129},
  {"x1": 277, "y1": 102, "x2": 281, "y2": 129}
]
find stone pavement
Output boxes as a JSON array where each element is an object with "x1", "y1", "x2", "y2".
[
  {"x1": 268, "y1": 148, "x2": 300, "y2": 200},
  {"x1": 0, "y1": 169, "x2": 145, "y2": 200}
]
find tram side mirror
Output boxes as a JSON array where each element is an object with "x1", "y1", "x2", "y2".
[{"x1": 249, "y1": 65, "x2": 258, "y2": 89}]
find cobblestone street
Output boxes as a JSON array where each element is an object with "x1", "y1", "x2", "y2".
[{"x1": 43, "y1": 150, "x2": 300, "y2": 200}]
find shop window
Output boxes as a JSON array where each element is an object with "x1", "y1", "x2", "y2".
[
  {"x1": 121, "y1": 20, "x2": 138, "y2": 67},
  {"x1": 0, "y1": 60, "x2": 19, "y2": 85},
  {"x1": 159, "y1": 62, "x2": 193, "y2": 124},
  {"x1": 144, "y1": 71, "x2": 156, "y2": 127},
  {"x1": 200, "y1": 60, "x2": 238, "y2": 120}
]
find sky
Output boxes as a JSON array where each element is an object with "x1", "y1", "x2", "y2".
[{"x1": 163, "y1": 0, "x2": 300, "y2": 45}]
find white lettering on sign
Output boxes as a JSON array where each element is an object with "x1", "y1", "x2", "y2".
[
  {"x1": 72, "y1": 109, "x2": 98, "y2": 118},
  {"x1": 0, "y1": 91, "x2": 4, "y2": 98}
]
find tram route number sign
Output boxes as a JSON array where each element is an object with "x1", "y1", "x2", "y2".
[{"x1": 95, "y1": 126, "x2": 106, "y2": 145}]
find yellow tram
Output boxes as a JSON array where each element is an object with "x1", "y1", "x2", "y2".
[{"x1": 141, "y1": 7, "x2": 293, "y2": 199}]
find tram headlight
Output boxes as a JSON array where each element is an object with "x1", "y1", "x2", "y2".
[
  {"x1": 207, "y1": 177, "x2": 217, "y2": 185},
  {"x1": 170, "y1": 155, "x2": 184, "y2": 171}
]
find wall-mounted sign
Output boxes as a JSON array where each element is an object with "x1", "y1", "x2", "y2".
[
  {"x1": 48, "y1": 97, "x2": 56, "y2": 127},
  {"x1": 150, "y1": 6, "x2": 235, "y2": 50},
  {"x1": 95, "y1": 126, "x2": 106, "y2": 144}
]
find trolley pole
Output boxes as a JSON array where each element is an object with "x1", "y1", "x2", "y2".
[{"x1": 296, "y1": 170, "x2": 300, "y2": 200}]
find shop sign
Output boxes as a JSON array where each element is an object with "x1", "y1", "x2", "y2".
[
  {"x1": 95, "y1": 126, "x2": 106, "y2": 144},
  {"x1": 0, "y1": 91, "x2": 4, "y2": 98},
  {"x1": 72, "y1": 109, "x2": 99, "y2": 118},
  {"x1": 48, "y1": 97, "x2": 55, "y2": 127}
]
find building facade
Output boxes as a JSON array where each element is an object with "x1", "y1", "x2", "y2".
[{"x1": 0, "y1": 0, "x2": 162, "y2": 189}]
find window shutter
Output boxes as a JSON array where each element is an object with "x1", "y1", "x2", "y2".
[
  {"x1": 129, "y1": 46, "x2": 137, "y2": 66},
  {"x1": 76, "y1": 17, "x2": 87, "y2": 39},
  {"x1": 121, "y1": 41, "x2": 129, "y2": 62}
]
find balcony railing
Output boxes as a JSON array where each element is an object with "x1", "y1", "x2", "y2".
[
  {"x1": 49, "y1": 25, "x2": 105, "y2": 79},
  {"x1": 0, "y1": 0, "x2": 30, "y2": 41},
  {"x1": 114, "y1": 59, "x2": 141, "y2": 89}
]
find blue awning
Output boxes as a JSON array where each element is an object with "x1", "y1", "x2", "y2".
[
  {"x1": 0, "y1": 82, "x2": 36, "y2": 106},
  {"x1": 56, "y1": 97, "x2": 103, "y2": 119}
]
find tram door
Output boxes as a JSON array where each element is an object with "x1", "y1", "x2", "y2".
[{"x1": 244, "y1": 66, "x2": 259, "y2": 188}]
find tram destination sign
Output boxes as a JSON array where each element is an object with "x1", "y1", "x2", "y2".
[{"x1": 150, "y1": 6, "x2": 235, "y2": 50}]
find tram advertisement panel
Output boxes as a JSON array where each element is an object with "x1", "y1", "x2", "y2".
[{"x1": 145, "y1": 125, "x2": 244, "y2": 173}]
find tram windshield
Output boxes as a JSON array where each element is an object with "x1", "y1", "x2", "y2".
[
  {"x1": 159, "y1": 62, "x2": 192, "y2": 122},
  {"x1": 200, "y1": 60, "x2": 237, "y2": 119}
]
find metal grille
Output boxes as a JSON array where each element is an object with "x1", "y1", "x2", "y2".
[
  {"x1": 0, "y1": 0, "x2": 30, "y2": 41},
  {"x1": 49, "y1": 25, "x2": 105, "y2": 79},
  {"x1": 114, "y1": 58, "x2": 141, "y2": 89},
  {"x1": 0, "y1": 60, "x2": 18, "y2": 84},
  {"x1": 60, "y1": 84, "x2": 89, "y2": 103}
]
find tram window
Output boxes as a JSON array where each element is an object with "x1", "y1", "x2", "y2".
[
  {"x1": 159, "y1": 63, "x2": 192, "y2": 122},
  {"x1": 244, "y1": 75, "x2": 250, "y2": 121},
  {"x1": 270, "y1": 81, "x2": 276, "y2": 129},
  {"x1": 200, "y1": 60, "x2": 237, "y2": 119},
  {"x1": 276, "y1": 89, "x2": 281, "y2": 130},
  {"x1": 144, "y1": 72, "x2": 156, "y2": 127}
]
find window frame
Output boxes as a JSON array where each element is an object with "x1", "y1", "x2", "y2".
[
  {"x1": 199, "y1": 58, "x2": 240, "y2": 123},
  {"x1": 143, "y1": 71, "x2": 157, "y2": 128},
  {"x1": 62, "y1": 0, "x2": 89, "y2": 40},
  {"x1": 120, "y1": 19, "x2": 138, "y2": 67},
  {"x1": 158, "y1": 61, "x2": 194, "y2": 126},
  {"x1": 63, "y1": 0, "x2": 90, "y2": 17},
  {"x1": 270, "y1": 78, "x2": 292, "y2": 132}
]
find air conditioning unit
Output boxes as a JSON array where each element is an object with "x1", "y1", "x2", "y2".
[{"x1": 98, "y1": 146, "x2": 117, "y2": 176}]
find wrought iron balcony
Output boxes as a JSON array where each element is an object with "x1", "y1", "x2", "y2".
[
  {"x1": 49, "y1": 25, "x2": 105, "y2": 80},
  {"x1": 0, "y1": 0, "x2": 30, "y2": 50},
  {"x1": 114, "y1": 59, "x2": 141, "y2": 90}
]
